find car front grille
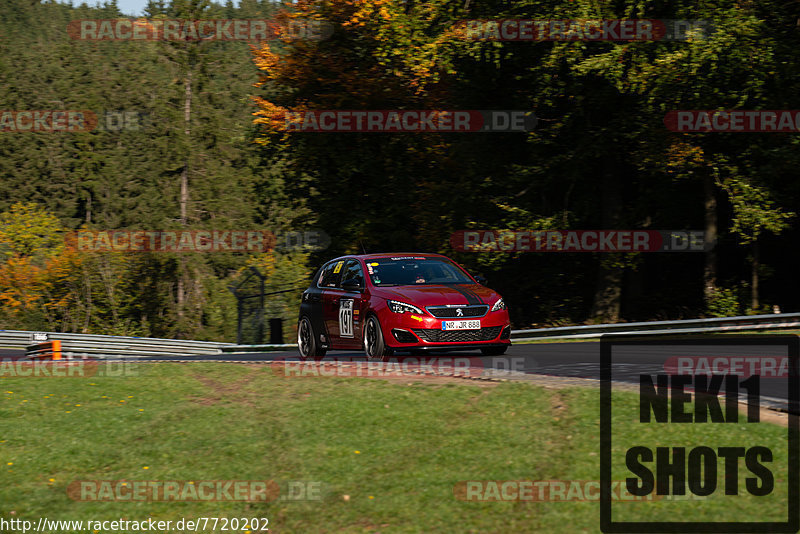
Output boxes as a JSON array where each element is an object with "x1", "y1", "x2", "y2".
[
  {"x1": 425, "y1": 305, "x2": 489, "y2": 318},
  {"x1": 412, "y1": 326, "x2": 503, "y2": 343}
]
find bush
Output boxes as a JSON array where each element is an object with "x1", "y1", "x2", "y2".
[{"x1": 706, "y1": 287, "x2": 741, "y2": 318}]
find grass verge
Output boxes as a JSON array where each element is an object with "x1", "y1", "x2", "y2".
[{"x1": 0, "y1": 363, "x2": 791, "y2": 533}]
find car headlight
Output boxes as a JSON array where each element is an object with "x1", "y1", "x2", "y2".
[
  {"x1": 387, "y1": 300, "x2": 423, "y2": 314},
  {"x1": 491, "y1": 298, "x2": 506, "y2": 312}
]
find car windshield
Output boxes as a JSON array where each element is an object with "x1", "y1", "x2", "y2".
[{"x1": 365, "y1": 257, "x2": 474, "y2": 286}]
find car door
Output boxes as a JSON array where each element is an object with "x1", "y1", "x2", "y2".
[
  {"x1": 339, "y1": 259, "x2": 366, "y2": 348},
  {"x1": 317, "y1": 260, "x2": 344, "y2": 347},
  {"x1": 323, "y1": 258, "x2": 364, "y2": 349},
  {"x1": 321, "y1": 258, "x2": 347, "y2": 347}
]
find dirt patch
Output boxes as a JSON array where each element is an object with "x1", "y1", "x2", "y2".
[
  {"x1": 240, "y1": 362, "x2": 793, "y2": 427},
  {"x1": 549, "y1": 391, "x2": 569, "y2": 422},
  {"x1": 189, "y1": 371, "x2": 261, "y2": 406},
  {"x1": 741, "y1": 404, "x2": 791, "y2": 428},
  {"x1": 266, "y1": 361, "x2": 499, "y2": 388},
  {"x1": 520, "y1": 375, "x2": 792, "y2": 429},
  {"x1": 354, "y1": 373, "x2": 498, "y2": 388}
]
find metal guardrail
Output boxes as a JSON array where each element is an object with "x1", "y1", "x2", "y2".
[
  {"x1": 1, "y1": 313, "x2": 797, "y2": 358},
  {"x1": 223, "y1": 313, "x2": 800, "y2": 351},
  {"x1": 510, "y1": 312, "x2": 800, "y2": 342},
  {"x1": 0, "y1": 330, "x2": 234, "y2": 359},
  {"x1": 220, "y1": 343, "x2": 298, "y2": 352}
]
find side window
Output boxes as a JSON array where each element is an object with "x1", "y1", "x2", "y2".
[
  {"x1": 341, "y1": 259, "x2": 364, "y2": 287},
  {"x1": 317, "y1": 260, "x2": 344, "y2": 288}
]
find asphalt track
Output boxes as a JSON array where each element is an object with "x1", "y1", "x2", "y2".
[
  {"x1": 130, "y1": 341, "x2": 794, "y2": 410},
  {"x1": 4, "y1": 342, "x2": 794, "y2": 410}
]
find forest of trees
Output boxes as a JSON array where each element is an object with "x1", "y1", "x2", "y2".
[{"x1": 0, "y1": 0, "x2": 798, "y2": 341}]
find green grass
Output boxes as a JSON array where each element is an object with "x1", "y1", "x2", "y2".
[{"x1": 0, "y1": 363, "x2": 792, "y2": 533}]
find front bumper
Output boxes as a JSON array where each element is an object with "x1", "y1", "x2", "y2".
[
  {"x1": 387, "y1": 342, "x2": 510, "y2": 353},
  {"x1": 380, "y1": 311, "x2": 511, "y2": 349}
]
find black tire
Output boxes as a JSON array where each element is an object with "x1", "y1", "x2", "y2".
[
  {"x1": 297, "y1": 316, "x2": 326, "y2": 361},
  {"x1": 481, "y1": 345, "x2": 508, "y2": 356},
  {"x1": 363, "y1": 315, "x2": 393, "y2": 361}
]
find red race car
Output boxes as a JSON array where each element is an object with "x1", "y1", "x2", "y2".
[{"x1": 297, "y1": 253, "x2": 511, "y2": 360}]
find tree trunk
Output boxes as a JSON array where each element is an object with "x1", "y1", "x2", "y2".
[
  {"x1": 592, "y1": 267, "x2": 623, "y2": 323},
  {"x1": 703, "y1": 174, "x2": 717, "y2": 303},
  {"x1": 176, "y1": 70, "x2": 192, "y2": 326},
  {"x1": 751, "y1": 240, "x2": 759, "y2": 312},
  {"x1": 590, "y1": 166, "x2": 623, "y2": 323},
  {"x1": 180, "y1": 70, "x2": 191, "y2": 224}
]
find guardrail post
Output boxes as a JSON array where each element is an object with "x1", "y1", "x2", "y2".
[{"x1": 25, "y1": 340, "x2": 62, "y2": 360}]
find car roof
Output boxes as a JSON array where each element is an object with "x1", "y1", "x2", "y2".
[{"x1": 324, "y1": 253, "x2": 450, "y2": 262}]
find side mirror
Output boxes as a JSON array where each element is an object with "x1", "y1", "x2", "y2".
[
  {"x1": 474, "y1": 275, "x2": 487, "y2": 285},
  {"x1": 341, "y1": 278, "x2": 362, "y2": 292}
]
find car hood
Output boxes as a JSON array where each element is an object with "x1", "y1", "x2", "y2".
[{"x1": 370, "y1": 284, "x2": 501, "y2": 307}]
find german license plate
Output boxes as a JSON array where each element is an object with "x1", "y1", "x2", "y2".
[{"x1": 441, "y1": 320, "x2": 481, "y2": 331}]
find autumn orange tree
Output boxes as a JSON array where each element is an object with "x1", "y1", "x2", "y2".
[
  {"x1": 0, "y1": 203, "x2": 139, "y2": 333},
  {"x1": 0, "y1": 202, "x2": 63, "y2": 325}
]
